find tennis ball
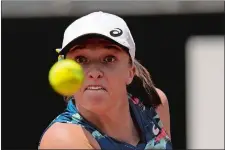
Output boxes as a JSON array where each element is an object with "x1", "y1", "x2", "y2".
[{"x1": 49, "y1": 59, "x2": 84, "y2": 96}]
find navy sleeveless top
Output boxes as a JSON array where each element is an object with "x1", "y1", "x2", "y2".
[{"x1": 39, "y1": 94, "x2": 172, "y2": 149}]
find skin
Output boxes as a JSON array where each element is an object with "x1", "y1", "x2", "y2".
[{"x1": 39, "y1": 38, "x2": 171, "y2": 149}]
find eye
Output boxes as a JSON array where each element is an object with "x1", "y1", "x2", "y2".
[
  {"x1": 75, "y1": 56, "x2": 88, "y2": 64},
  {"x1": 103, "y1": 55, "x2": 116, "y2": 63}
]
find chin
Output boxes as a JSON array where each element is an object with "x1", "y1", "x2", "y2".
[
  {"x1": 83, "y1": 91, "x2": 111, "y2": 111},
  {"x1": 85, "y1": 93, "x2": 108, "y2": 104}
]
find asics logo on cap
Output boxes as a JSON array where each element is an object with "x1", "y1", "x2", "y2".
[{"x1": 110, "y1": 28, "x2": 123, "y2": 37}]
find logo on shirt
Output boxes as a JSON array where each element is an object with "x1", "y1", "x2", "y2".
[
  {"x1": 110, "y1": 28, "x2": 123, "y2": 37},
  {"x1": 152, "y1": 124, "x2": 160, "y2": 136}
]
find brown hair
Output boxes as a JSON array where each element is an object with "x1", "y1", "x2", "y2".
[{"x1": 132, "y1": 59, "x2": 162, "y2": 107}]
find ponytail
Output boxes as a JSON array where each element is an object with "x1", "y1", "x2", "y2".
[{"x1": 132, "y1": 59, "x2": 161, "y2": 107}]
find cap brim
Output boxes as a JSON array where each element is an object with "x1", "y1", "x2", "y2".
[{"x1": 59, "y1": 33, "x2": 129, "y2": 55}]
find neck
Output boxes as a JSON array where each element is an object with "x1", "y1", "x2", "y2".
[{"x1": 77, "y1": 96, "x2": 140, "y2": 146}]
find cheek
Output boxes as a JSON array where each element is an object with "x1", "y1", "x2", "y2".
[
  {"x1": 104, "y1": 66, "x2": 129, "y2": 86},
  {"x1": 73, "y1": 90, "x2": 82, "y2": 102}
]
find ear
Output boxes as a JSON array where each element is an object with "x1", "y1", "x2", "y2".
[{"x1": 126, "y1": 65, "x2": 136, "y2": 85}]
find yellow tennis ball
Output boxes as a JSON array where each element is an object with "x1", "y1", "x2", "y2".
[{"x1": 49, "y1": 59, "x2": 84, "y2": 96}]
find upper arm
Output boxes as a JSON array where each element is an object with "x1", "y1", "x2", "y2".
[
  {"x1": 39, "y1": 123, "x2": 97, "y2": 149},
  {"x1": 155, "y1": 88, "x2": 171, "y2": 138}
]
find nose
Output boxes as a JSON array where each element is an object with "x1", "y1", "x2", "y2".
[{"x1": 87, "y1": 69, "x2": 103, "y2": 79}]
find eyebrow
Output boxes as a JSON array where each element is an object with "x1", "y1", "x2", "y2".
[
  {"x1": 68, "y1": 44, "x2": 124, "y2": 53},
  {"x1": 68, "y1": 45, "x2": 86, "y2": 52},
  {"x1": 104, "y1": 45, "x2": 124, "y2": 52}
]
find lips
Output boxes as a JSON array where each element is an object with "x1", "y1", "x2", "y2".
[{"x1": 84, "y1": 85, "x2": 107, "y2": 91}]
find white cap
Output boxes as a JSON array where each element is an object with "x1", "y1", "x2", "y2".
[{"x1": 59, "y1": 11, "x2": 136, "y2": 61}]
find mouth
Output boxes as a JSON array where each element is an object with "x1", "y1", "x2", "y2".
[{"x1": 84, "y1": 85, "x2": 107, "y2": 91}]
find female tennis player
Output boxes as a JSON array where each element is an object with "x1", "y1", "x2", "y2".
[{"x1": 39, "y1": 11, "x2": 172, "y2": 149}]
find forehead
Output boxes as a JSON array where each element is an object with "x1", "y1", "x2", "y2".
[
  {"x1": 68, "y1": 37, "x2": 126, "y2": 52},
  {"x1": 73, "y1": 37, "x2": 117, "y2": 46}
]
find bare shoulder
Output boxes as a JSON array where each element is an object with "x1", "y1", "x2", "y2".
[
  {"x1": 39, "y1": 122, "x2": 100, "y2": 149},
  {"x1": 155, "y1": 88, "x2": 171, "y2": 138},
  {"x1": 155, "y1": 88, "x2": 168, "y2": 106}
]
